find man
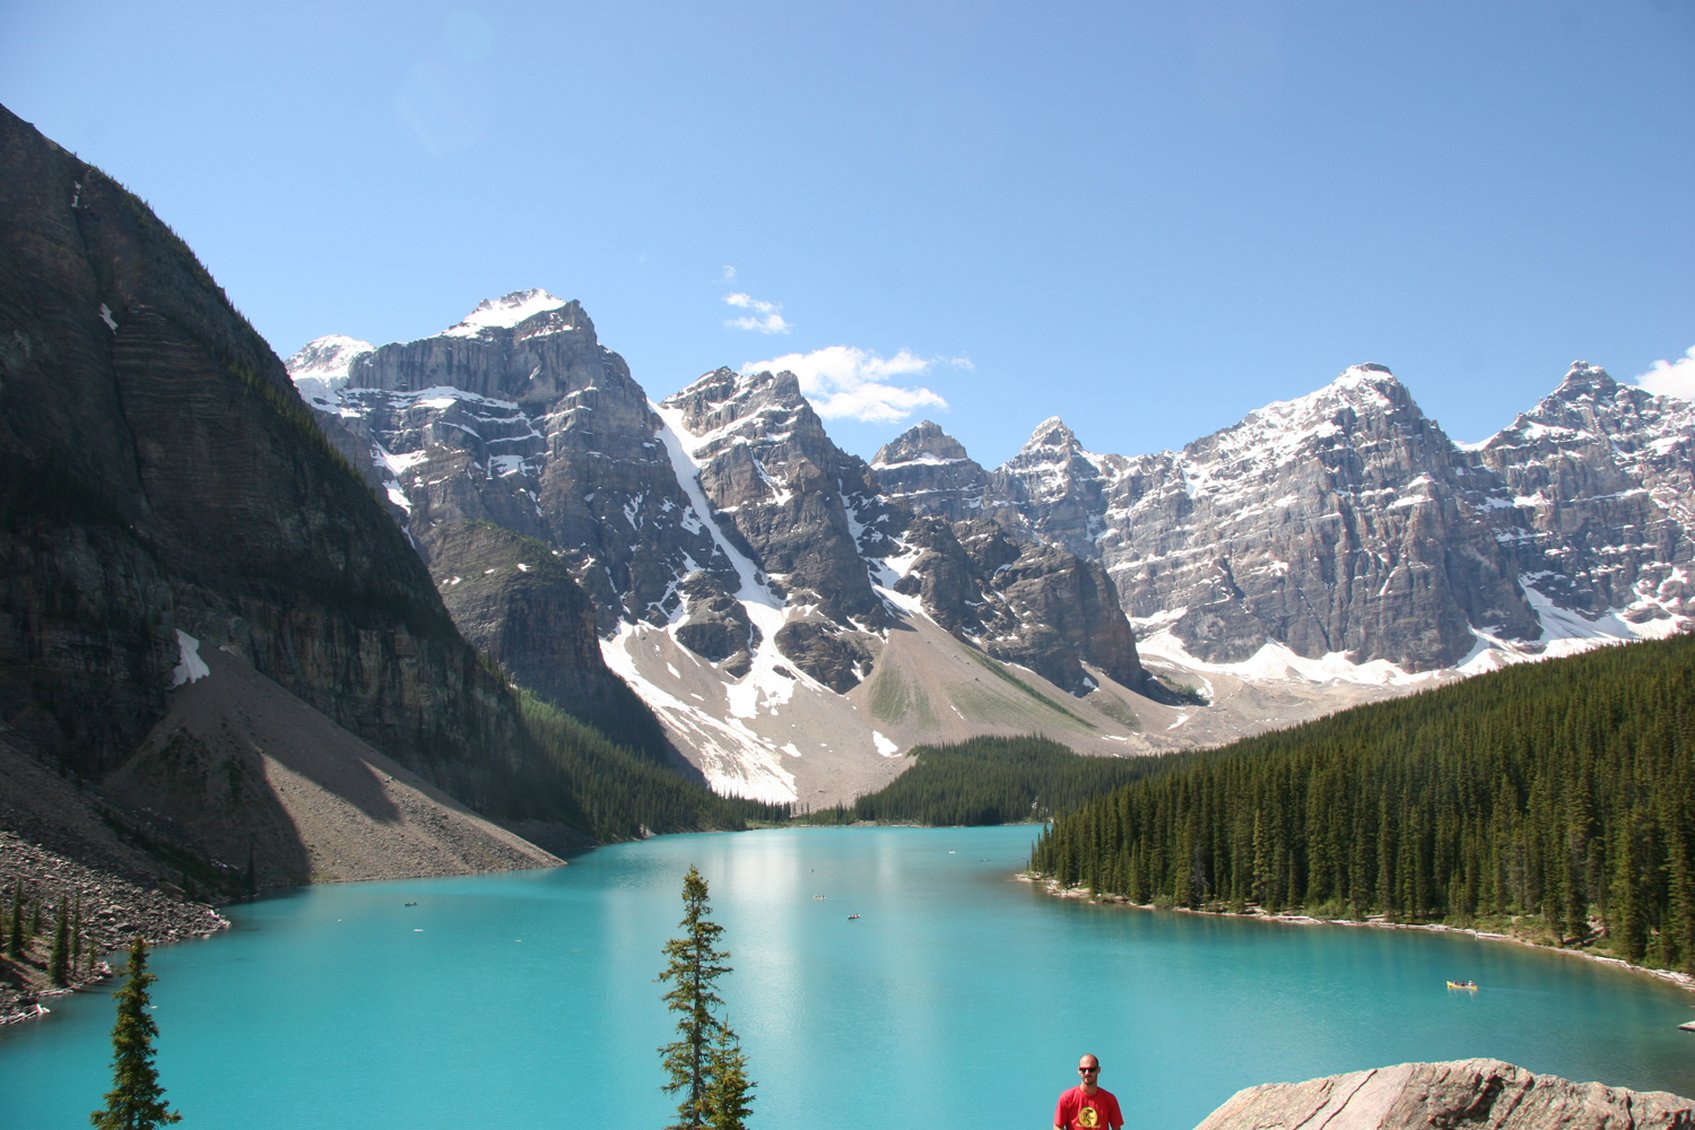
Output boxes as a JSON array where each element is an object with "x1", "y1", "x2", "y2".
[{"x1": 1053, "y1": 1053, "x2": 1124, "y2": 1130}]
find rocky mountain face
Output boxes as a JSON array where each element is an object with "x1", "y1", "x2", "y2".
[
  {"x1": 301, "y1": 292, "x2": 743, "y2": 756},
  {"x1": 1192, "y1": 1058, "x2": 1692, "y2": 1130},
  {"x1": 291, "y1": 283, "x2": 1692, "y2": 804},
  {"x1": 658, "y1": 367, "x2": 898, "y2": 690},
  {"x1": 875, "y1": 363, "x2": 1691, "y2": 675},
  {"x1": 894, "y1": 517, "x2": 1153, "y2": 696},
  {"x1": 0, "y1": 106, "x2": 583, "y2": 892},
  {"x1": 1472, "y1": 362, "x2": 1694, "y2": 627},
  {"x1": 1098, "y1": 366, "x2": 1540, "y2": 671},
  {"x1": 293, "y1": 302, "x2": 1176, "y2": 801},
  {"x1": 332, "y1": 293, "x2": 738, "y2": 630},
  {"x1": 872, "y1": 420, "x2": 993, "y2": 523}
]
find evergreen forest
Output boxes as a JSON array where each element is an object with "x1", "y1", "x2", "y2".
[
  {"x1": 514, "y1": 692, "x2": 788, "y2": 843},
  {"x1": 1029, "y1": 634, "x2": 1695, "y2": 973},
  {"x1": 803, "y1": 735, "x2": 1183, "y2": 825}
]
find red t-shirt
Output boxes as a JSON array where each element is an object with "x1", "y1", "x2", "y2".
[{"x1": 1055, "y1": 1084, "x2": 1124, "y2": 1129}]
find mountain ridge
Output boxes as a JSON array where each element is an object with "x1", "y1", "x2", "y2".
[{"x1": 287, "y1": 289, "x2": 1692, "y2": 805}]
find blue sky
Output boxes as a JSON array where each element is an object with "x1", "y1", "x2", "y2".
[{"x1": 5, "y1": 1, "x2": 1691, "y2": 466}]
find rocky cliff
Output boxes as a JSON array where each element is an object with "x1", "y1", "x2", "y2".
[
  {"x1": 292, "y1": 306, "x2": 1177, "y2": 803},
  {"x1": 1092, "y1": 365, "x2": 1540, "y2": 670},
  {"x1": 658, "y1": 367, "x2": 898, "y2": 690},
  {"x1": 895, "y1": 516, "x2": 1156, "y2": 697},
  {"x1": 872, "y1": 419, "x2": 993, "y2": 523},
  {"x1": 0, "y1": 105, "x2": 583, "y2": 892},
  {"x1": 875, "y1": 363, "x2": 1691, "y2": 677},
  {"x1": 1473, "y1": 363, "x2": 1694, "y2": 628},
  {"x1": 1192, "y1": 1058, "x2": 1693, "y2": 1130},
  {"x1": 291, "y1": 286, "x2": 1695, "y2": 804}
]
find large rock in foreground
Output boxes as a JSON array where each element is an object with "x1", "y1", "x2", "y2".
[{"x1": 1193, "y1": 1059, "x2": 1693, "y2": 1130}]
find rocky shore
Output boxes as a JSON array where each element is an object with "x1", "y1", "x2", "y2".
[
  {"x1": 0, "y1": 700, "x2": 563, "y2": 1028},
  {"x1": 0, "y1": 829, "x2": 229, "y2": 1025}
]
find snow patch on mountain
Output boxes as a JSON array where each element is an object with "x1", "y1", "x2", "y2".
[
  {"x1": 1517, "y1": 575, "x2": 1687, "y2": 647},
  {"x1": 442, "y1": 289, "x2": 570, "y2": 338},
  {"x1": 1136, "y1": 625, "x2": 1434, "y2": 688},
  {"x1": 649, "y1": 400, "x2": 819, "y2": 723},
  {"x1": 286, "y1": 334, "x2": 374, "y2": 409},
  {"x1": 600, "y1": 623, "x2": 798, "y2": 803},
  {"x1": 171, "y1": 631, "x2": 211, "y2": 687}
]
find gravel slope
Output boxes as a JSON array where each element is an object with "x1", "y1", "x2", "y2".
[{"x1": 0, "y1": 647, "x2": 563, "y2": 1024}]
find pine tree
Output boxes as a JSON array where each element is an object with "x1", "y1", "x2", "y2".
[
  {"x1": 50, "y1": 900, "x2": 70, "y2": 986},
  {"x1": 91, "y1": 936, "x2": 181, "y2": 1129},
  {"x1": 703, "y1": 1027, "x2": 756, "y2": 1130},
  {"x1": 6, "y1": 880, "x2": 23, "y2": 959},
  {"x1": 656, "y1": 866, "x2": 754, "y2": 1130}
]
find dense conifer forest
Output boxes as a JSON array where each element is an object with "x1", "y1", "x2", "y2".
[
  {"x1": 803, "y1": 735, "x2": 1183, "y2": 825},
  {"x1": 515, "y1": 693, "x2": 787, "y2": 843},
  {"x1": 1030, "y1": 634, "x2": 1695, "y2": 973}
]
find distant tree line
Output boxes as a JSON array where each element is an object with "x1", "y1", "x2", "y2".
[
  {"x1": 514, "y1": 691, "x2": 787, "y2": 844},
  {"x1": 803, "y1": 735, "x2": 1187, "y2": 826},
  {"x1": 1030, "y1": 633, "x2": 1695, "y2": 973}
]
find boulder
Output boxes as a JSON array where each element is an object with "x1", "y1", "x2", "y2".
[{"x1": 1192, "y1": 1058, "x2": 1693, "y2": 1130}]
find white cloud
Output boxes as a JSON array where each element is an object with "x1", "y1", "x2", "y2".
[
  {"x1": 742, "y1": 345, "x2": 966, "y2": 423},
  {"x1": 719, "y1": 265, "x2": 737, "y2": 283},
  {"x1": 723, "y1": 291, "x2": 791, "y2": 334},
  {"x1": 1636, "y1": 346, "x2": 1695, "y2": 401}
]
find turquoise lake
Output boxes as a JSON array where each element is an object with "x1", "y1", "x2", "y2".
[{"x1": 4, "y1": 825, "x2": 1692, "y2": 1128}]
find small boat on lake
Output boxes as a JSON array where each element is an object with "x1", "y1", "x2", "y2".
[{"x1": 1446, "y1": 979, "x2": 1478, "y2": 991}]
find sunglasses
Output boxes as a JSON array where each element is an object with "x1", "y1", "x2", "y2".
[{"x1": 1079, "y1": 1066, "x2": 1100, "y2": 1074}]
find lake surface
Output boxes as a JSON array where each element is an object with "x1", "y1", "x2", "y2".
[{"x1": 4, "y1": 825, "x2": 1692, "y2": 1128}]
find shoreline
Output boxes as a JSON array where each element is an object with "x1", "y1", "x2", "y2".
[
  {"x1": 0, "y1": 830, "x2": 233, "y2": 1027},
  {"x1": 1020, "y1": 873, "x2": 1695, "y2": 1000},
  {"x1": 0, "y1": 845, "x2": 569, "y2": 1029}
]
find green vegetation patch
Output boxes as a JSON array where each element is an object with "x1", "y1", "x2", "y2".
[
  {"x1": 867, "y1": 664, "x2": 937, "y2": 727},
  {"x1": 961, "y1": 646, "x2": 1094, "y2": 729},
  {"x1": 1087, "y1": 691, "x2": 1142, "y2": 732}
]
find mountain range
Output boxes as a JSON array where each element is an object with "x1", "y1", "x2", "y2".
[
  {"x1": 287, "y1": 290, "x2": 1692, "y2": 807},
  {"x1": 2, "y1": 98, "x2": 1689, "y2": 901}
]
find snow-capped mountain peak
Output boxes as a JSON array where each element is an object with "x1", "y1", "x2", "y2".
[
  {"x1": 1251, "y1": 363, "x2": 1408, "y2": 428},
  {"x1": 1555, "y1": 360, "x2": 1614, "y2": 393},
  {"x1": 441, "y1": 289, "x2": 572, "y2": 339},
  {"x1": 1022, "y1": 416, "x2": 1080, "y2": 453},
  {"x1": 285, "y1": 334, "x2": 374, "y2": 409}
]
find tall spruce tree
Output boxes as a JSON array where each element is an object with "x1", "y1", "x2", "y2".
[
  {"x1": 91, "y1": 936, "x2": 181, "y2": 1129},
  {"x1": 49, "y1": 900, "x2": 70, "y2": 986},
  {"x1": 7, "y1": 879, "x2": 25, "y2": 959},
  {"x1": 657, "y1": 866, "x2": 754, "y2": 1129}
]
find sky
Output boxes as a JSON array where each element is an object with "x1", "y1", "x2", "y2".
[{"x1": 4, "y1": 1, "x2": 1692, "y2": 467}]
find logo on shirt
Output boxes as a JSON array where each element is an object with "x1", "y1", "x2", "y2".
[{"x1": 1078, "y1": 1108, "x2": 1101, "y2": 1128}]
